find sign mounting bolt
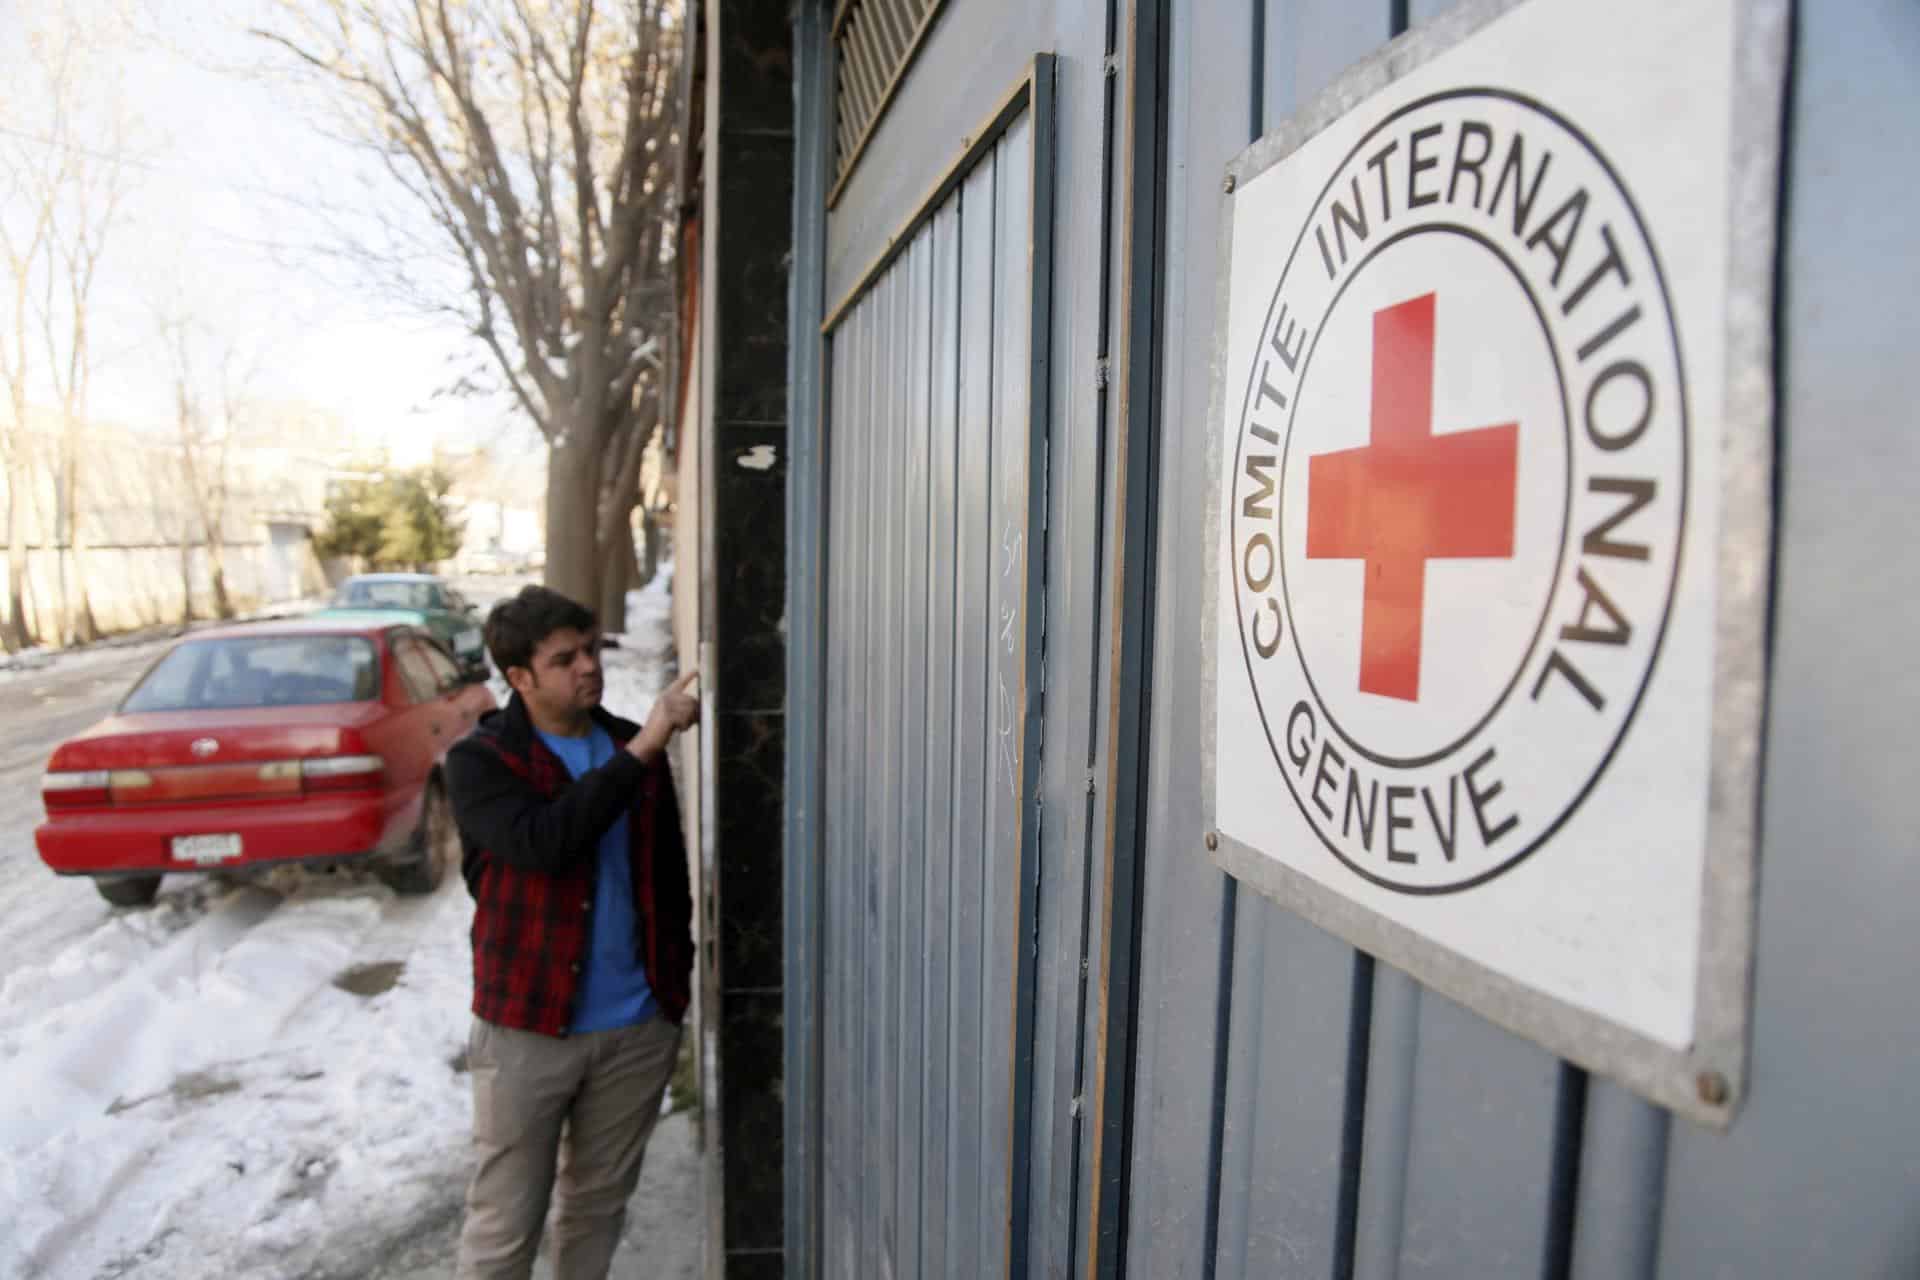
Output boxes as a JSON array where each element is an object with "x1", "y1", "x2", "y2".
[
  {"x1": 1222, "y1": 173, "x2": 1237, "y2": 194},
  {"x1": 1696, "y1": 1071, "x2": 1730, "y2": 1106},
  {"x1": 1205, "y1": 830, "x2": 1219, "y2": 851}
]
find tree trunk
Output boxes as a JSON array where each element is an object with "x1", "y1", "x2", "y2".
[
  {"x1": 593, "y1": 407, "x2": 656, "y2": 634},
  {"x1": 544, "y1": 435, "x2": 602, "y2": 605},
  {"x1": 637, "y1": 509, "x2": 659, "y2": 590},
  {"x1": 58, "y1": 434, "x2": 96, "y2": 646},
  {"x1": 55, "y1": 455, "x2": 69, "y2": 641},
  {"x1": 4, "y1": 452, "x2": 29, "y2": 651},
  {"x1": 205, "y1": 519, "x2": 232, "y2": 620},
  {"x1": 596, "y1": 509, "x2": 639, "y2": 633},
  {"x1": 179, "y1": 523, "x2": 195, "y2": 624}
]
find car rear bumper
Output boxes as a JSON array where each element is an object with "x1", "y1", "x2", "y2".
[{"x1": 35, "y1": 793, "x2": 398, "y2": 876}]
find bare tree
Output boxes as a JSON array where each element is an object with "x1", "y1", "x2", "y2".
[
  {"x1": 44, "y1": 119, "x2": 132, "y2": 647},
  {"x1": 0, "y1": 156, "x2": 62, "y2": 651},
  {"x1": 158, "y1": 306, "x2": 251, "y2": 619},
  {"x1": 1, "y1": 5, "x2": 138, "y2": 647},
  {"x1": 0, "y1": 29, "x2": 79, "y2": 651},
  {"x1": 255, "y1": 0, "x2": 681, "y2": 623}
]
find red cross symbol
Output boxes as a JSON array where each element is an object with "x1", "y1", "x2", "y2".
[{"x1": 1306, "y1": 292, "x2": 1519, "y2": 703}]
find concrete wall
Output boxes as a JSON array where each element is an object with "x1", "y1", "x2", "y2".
[{"x1": 2, "y1": 536, "x2": 327, "y2": 640}]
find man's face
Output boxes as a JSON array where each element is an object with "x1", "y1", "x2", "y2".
[{"x1": 507, "y1": 626, "x2": 604, "y2": 720}]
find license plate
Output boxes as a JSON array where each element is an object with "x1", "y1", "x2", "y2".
[{"x1": 172, "y1": 833, "x2": 242, "y2": 864}]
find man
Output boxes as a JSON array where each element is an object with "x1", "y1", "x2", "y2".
[{"x1": 445, "y1": 584, "x2": 699, "y2": 1280}]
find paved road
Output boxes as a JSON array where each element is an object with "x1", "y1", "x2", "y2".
[
  {"x1": 0, "y1": 637, "x2": 181, "y2": 970},
  {"x1": 0, "y1": 640, "x2": 171, "y2": 773}
]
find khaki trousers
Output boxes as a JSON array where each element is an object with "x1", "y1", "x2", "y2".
[{"x1": 456, "y1": 1014, "x2": 682, "y2": 1280}]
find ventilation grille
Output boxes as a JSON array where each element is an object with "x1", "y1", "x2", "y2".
[{"x1": 831, "y1": 0, "x2": 947, "y2": 202}]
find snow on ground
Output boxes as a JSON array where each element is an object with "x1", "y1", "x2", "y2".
[{"x1": 0, "y1": 568, "x2": 697, "y2": 1280}]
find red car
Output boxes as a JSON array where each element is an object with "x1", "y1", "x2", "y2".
[{"x1": 35, "y1": 619, "x2": 496, "y2": 906}]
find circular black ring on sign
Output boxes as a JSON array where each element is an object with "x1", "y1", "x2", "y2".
[
  {"x1": 1271, "y1": 222, "x2": 1572, "y2": 771},
  {"x1": 1225, "y1": 86, "x2": 1692, "y2": 895}
]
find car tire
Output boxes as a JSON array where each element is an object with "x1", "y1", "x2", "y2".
[
  {"x1": 94, "y1": 875, "x2": 162, "y2": 908},
  {"x1": 378, "y1": 781, "x2": 455, "y2": 895}
]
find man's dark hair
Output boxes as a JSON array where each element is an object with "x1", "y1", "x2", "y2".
[{"x1": 484, "y1": 585, "x2": 596, "y2": 674}]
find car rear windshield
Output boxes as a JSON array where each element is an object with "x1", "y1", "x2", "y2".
[
  {"x1": 122, "y1": 635, "x2": 381, "y2": 712},
  {"x1": 336, "y1": 580, "x2": 438, "y2": 610}
]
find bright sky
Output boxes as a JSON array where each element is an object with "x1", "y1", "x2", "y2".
[{"x1": 1, "y1": 0, "x2": 543, "y2": 469}]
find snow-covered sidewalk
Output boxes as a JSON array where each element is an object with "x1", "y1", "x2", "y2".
[{"x1": 0, "y1": 570, "x2": 700, "y2": 1280}]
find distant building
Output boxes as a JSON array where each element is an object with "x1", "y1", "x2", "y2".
[
  {"x1": 438, "y1": 443, "x2": 546, "y2": 574},
  {"x1": 0, "y1": 402, "x2": 399, "y2": 641}
]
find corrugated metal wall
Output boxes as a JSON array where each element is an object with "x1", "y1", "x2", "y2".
[
  {"x1": 795, "y1": 3, "x2": 1118, "y2": 1275},
  {"x1": 790, "y1": 1, "x2": 1920, "y2": 1277},
  {"x1": 820, "y1": 111, "x2": 1043, "y2": 1279},
  {"x1": 1131, "y1": 5, "x2": 1578, "y2": 1276}
]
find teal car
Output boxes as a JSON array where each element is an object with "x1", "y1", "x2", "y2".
[{"x1": 318, "y1": 573, "x2": 488, "y2": 675}]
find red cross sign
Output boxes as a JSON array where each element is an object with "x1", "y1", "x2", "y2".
[{"x1": 1306, "y1": 292, "x2": 1520, "y2": 702}]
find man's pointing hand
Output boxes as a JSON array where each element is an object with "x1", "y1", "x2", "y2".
[{"x1": 630, "y1": 669, "x2": 701, "y2": 765}]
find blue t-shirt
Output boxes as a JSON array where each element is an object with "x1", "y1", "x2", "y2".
[{"x1": 537, "y1": 726, "x2": 656, "y2": 1032}]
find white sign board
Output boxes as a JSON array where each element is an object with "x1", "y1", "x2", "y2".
[{"x1": 1203, "y1": 0, "x2": 1785, "y2": 1125}]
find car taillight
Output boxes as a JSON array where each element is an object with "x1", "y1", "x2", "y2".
[
  {"x1": 299, "y1": 755, "x2": 384, "y2": 793},
  {"x1": 43, "y1": 770, "x2": 110, "y2": 809}
]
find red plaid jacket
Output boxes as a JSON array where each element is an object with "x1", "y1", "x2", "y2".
[{"x1": 444, "y1": 694, "x2": 692, "y2": 1036}]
